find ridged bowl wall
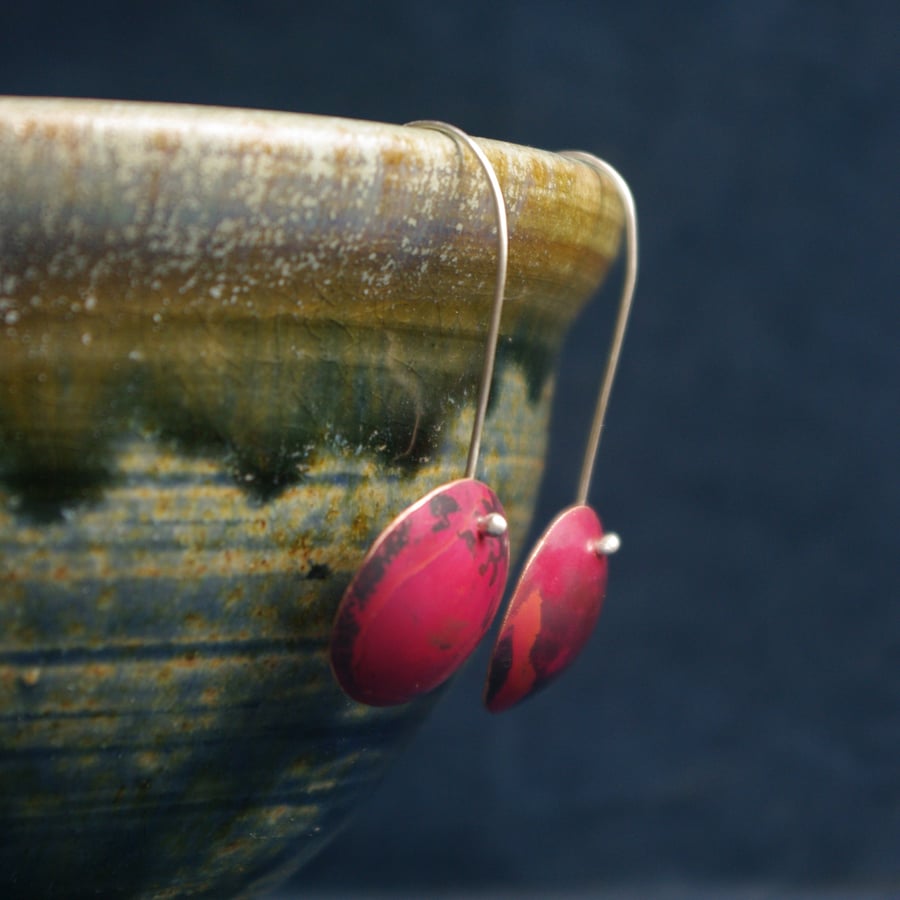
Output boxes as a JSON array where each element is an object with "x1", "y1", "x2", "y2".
[{"x1": 0, "y1": 98, "x2": 623, "y2": 899}]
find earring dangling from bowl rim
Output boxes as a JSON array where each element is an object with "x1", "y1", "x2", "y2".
[
  {"x1": 483, "y1": 151, "x2": 638, "y2": 713},
  {"x1": 329, "y1": 121, "x2": 513, "y2": 707}
]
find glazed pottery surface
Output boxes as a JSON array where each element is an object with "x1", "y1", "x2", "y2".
[{"x1": 0, "y1": 98, "x2": 623, "y2": 898}]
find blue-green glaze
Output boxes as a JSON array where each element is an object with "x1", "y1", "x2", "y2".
[{"x1": 0, "y1": 98, "x2": 622, "y2": 898}]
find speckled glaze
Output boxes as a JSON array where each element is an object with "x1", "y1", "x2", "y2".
[{"x1": 0, "y1": 98, "x2": 623, "y2": 898}]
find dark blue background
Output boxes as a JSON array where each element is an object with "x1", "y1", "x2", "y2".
[{"x1": 2, "y1": 1, "x2": 896, "y2": 893}]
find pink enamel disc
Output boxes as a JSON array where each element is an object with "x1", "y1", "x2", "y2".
[
  {"x1": 330, "y1": 478, "x2": 510, "y2": 706},
  {"x1": 484, "y1": 504, "x2": 608, "y2": 713}
]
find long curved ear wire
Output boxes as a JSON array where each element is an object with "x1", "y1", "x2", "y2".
[
  {"x1": 329, "y1": 121, "x2": 512, "y2": 707},
  {"x1": 483, "y1": 151, "x2": 638, "y2": 713}
]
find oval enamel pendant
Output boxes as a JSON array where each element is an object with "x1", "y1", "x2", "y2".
[
  {"x1": 331, "y1": 478, "x2": 510, "y2": 706},
  {"x1": 484, "y1": 505, "x2": 609, "y2": 713}
]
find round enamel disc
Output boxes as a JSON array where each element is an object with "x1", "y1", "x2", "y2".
[
  {"x1": 330, "y1": 478, "x2": 510, "y2": 706},
  {"x1": 484, "y1": 504, "x2": 608, "y2": 713}
]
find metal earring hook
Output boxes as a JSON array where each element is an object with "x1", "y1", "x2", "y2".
[
  {"x1": 560, "y1": 152, "x2": 638, "y2": 507},
  {"x1": 330, "y1": 121, "x2": 512, "y2": 706},
  {"x1": 408, "y1": 121, "x2": 510, "y2": 481}
]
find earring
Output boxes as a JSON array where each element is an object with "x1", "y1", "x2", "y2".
[
  {"x1": 483, "y1": 151, "x2": 638, "y2": 713},
  {"x1": 330, "y1": 121, "x2": 511, "y2": 707}
]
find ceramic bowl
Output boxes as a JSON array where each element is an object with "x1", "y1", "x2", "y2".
[{"x1": 0, "y1": 97, "x2": 623, "y2": 898}]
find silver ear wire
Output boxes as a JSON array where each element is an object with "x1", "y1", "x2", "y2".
[
  {"x1": 559, "y1": 152, "x2": 638, "y2": 507},
  {"x1": 407, "y1": 121, "x2": 509, "y2": 481}
]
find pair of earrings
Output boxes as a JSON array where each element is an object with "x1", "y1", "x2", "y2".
[{"x1": 329, "y1": 123, "x2": 638, "y2": 713}]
